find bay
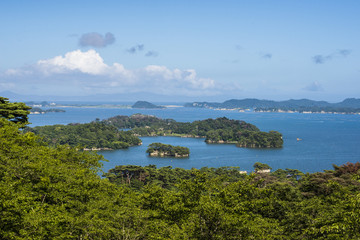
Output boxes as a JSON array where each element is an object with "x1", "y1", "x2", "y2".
[{"x1": 29, "y1": 106, "x2": 360, "y2": 173}]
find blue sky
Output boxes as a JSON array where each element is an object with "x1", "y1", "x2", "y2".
[{"x1": 0, "y1": 0, "x2": 359, "y2": 102}]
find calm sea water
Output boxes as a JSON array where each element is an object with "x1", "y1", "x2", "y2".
[{"x1": 29, "y1": 107, "x2": 360, "y2": 173}]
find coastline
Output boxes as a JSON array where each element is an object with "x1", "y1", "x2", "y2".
[{"x1": 205, "y1": 107, "x2": 360, "y2": 115}]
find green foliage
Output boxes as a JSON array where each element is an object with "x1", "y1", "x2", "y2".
[
  {"x1": 271, "y1": 168, "x2": 304, "y2": 181},
  {"x1": 0, "y1": 96, "x2": 31, "y2": 125},
  {"x1": 24, "y1": 121, "x2": 141, "y2": 149},
  {"x1": 254, "y1": 162, "x2": 272, "y2": 171},
  {"x1": 0, "y1": 118, "x2": 149, "y2": 239},
  {"x1": 104, "y1": 162, "x2": 360, "y2": 239},
  {"x1": 105, "y1": 165, "x2": 247, "y2": 191}
]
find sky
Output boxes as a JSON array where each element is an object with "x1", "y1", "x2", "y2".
[{"x1": 0, "y1": 0, "x2": 359, "y2": 102}]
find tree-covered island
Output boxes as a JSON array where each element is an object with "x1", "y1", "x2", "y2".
[
  {"x1": 30, "y1": 107, "x2": 66, "y2": 114},
  {"x1": 132, "y1": 100, "x2": 165, "y2": 109},
  {"x1": 146, "y1": 143, "x2": 190, "y2": 157},
  {"x1": 104, "y1": 114, "x2": 283, "y2": 148}
]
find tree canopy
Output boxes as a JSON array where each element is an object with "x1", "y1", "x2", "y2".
[{"x1": 0, "y1": 96, "x2": 31, "y2": 125}]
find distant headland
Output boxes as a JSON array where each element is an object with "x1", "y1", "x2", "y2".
[
  {"x1": 185, "y1": 98, "x2": 360, "y2": 114},
  {"x1": 132, "y1": 101, "x2": 165, "y2": 109}
]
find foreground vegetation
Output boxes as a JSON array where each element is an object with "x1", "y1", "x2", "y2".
[
  {"x1": 1, "y1": 97, "x2": 360, "y2": 239},
  {"x1": 2, "y1": 118, "x2": 360, "y2": 239}
]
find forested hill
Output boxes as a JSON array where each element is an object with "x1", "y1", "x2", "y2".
[
  {"x1": 185, "y1": 98, "x2": 360, "y2": 113},
  {"x1": 132, "y1": 101, "x2": 165, "y2": 109}
]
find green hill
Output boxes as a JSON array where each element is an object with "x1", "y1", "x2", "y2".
[{"x1": 132, "y1": 101, "x2": 165, "y2": 109}]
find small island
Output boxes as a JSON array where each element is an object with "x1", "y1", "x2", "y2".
[
  {"x1": 30, "y1": 107, "x2": 65, "y2": 114},
  {"x1": 132, "y1": 101, "x2": 165, "y2": 109},
  {"x1": 146, "y1": 143, "x2": 190, "y2": 158}
]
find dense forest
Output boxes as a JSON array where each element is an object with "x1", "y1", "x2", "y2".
[
  {"x1": 146, "y1": 143, "x2": 190, "y2": 157},
  {"x1": 1, "y1": 97, "x2": 360, "y2": 239},
  {"x1": 25, "y1": 121, "x2": 142, "y2": 149},
  {"x1": 104, "y1": 114, "x2": 283, "y2": 148}
]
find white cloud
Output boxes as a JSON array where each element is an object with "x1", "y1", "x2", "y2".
[
  {"x1": 2, "y1": 49, "x2": 217, "y2": 96},
  {"x1": 144, "y1": 65, "x2": 174, "y2": 80},
  {"x1": 37, "y1": 49, "x2": 108, "y2": 75}
]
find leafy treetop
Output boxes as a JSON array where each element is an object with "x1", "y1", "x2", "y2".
[{"x1": 0, "y1": 96, "x2": 31, "y2": 125}]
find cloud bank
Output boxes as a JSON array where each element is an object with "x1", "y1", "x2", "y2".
[
  {"x1": 312, "y1": 49, "x2": 351, "y2": 64},
  {"x1": 79, "y1": 32, "x2": 115, "y2": 48},
  {"x1": 3, "y1": 50, "x2": 217, "y2": 96}
]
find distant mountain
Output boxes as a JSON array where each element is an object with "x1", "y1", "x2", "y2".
[
  {"x1": 335, "y1": 98, "x2": 360, "y2": 108},
  {"x1": 0, "y1": 91, "x2": 30, "y2": 101},
  {"x1": 132, "y1": 101, "x2": 165, "y2": 109},
  {"x1": 185, "y1": 98, "x2": 360, "y2": 113}
]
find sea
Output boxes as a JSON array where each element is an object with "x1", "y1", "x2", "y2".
[{"x1": 29, "y1": 106, "x2": 360, "y2": 174}]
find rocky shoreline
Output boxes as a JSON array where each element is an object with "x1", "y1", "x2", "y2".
[{"x1": 149, "y1": 150, "x2": 189, "y2": 158}]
